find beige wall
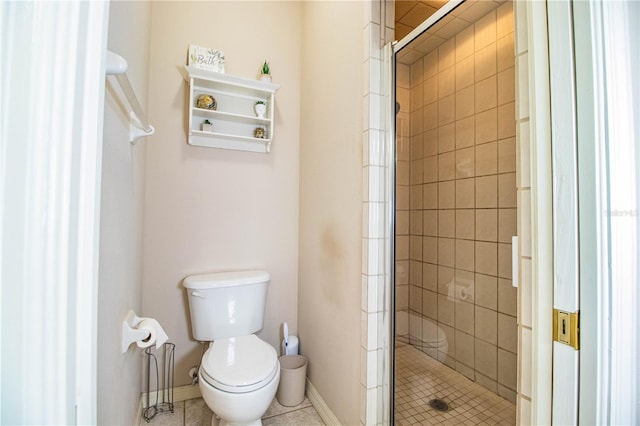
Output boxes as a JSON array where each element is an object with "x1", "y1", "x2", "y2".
[
  {"x1": 101, "y1": 1, "x2": 366, "y2": 421},
  {"x1": 142, "y1": 1, "x2": 302, "y2": 386},
  {"x1": 298, "y1": 2, "x2": 364, "y2": 424},
  {"x1": 98, "y1": 1, "x2": 151, "y2": 424}
]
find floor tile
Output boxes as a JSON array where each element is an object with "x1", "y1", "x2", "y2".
[
  {"x1": 153, "y1": 396, "x2": 323, "y2": 426},
  {"x1": 145, "y1": 401, "x2": 184, "y2": 426},
  {"x1": 262, "y1": 407, "x2": 324, "y2": 425},
  {"x1": 263, "y1": 397, "x2": 312, "y2": 419},
  {"x1": 184, "y1": 398, "x2": 211, "y2": 426},
  {"x1": 395, "y1": 343, "x2": 515, "y2": 425}
]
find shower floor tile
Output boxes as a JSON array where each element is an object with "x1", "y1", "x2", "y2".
[{"x1": 395, "y1": 342, "x2": 516, "y2": 425}]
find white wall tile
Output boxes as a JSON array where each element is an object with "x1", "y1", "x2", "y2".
[
  {"x1": 367, "y1": 165, "x2": 386, "y2": 202},
  {"x1": 370, "y1": 129, "x2": 386, "y2": 166},
  {"x1": 369, "y1": 93, "x2": 383, "y2": 130},
  {"x1": 366, "y1": 22, "x2": 381, "y2": 61},
  {"x1": 359, "y1": 385, "x2": 366, "y2": 425},
  {"x1": 361, "y1": 310, "x2": 368, "y2": 349},
  {"x1": 361, "y1": 274, "x2": 369, "y2": 312},
  {"x1": 365, "y1": 386, "x2": 378, "y2": 424},
  {"x1": 369, "y1": 274, "x2": 383, "y2": 313},
  {"x1": 367, "y1": 238, "x2": 384, "y2": 276},
  {"x1": 365, "y1": 349, "x2": 379, "y2": 389},
  {"x1": 369, "y1": 57, "x2": 382, "y2": 96},
  {"x1": 366, "y1": 312, "x2": 380, "y2": 350},
  {"x1": 367, "y1": 202, "x2": 385, "y2": 239},
  {"x1": 384, "y1": 0, "x2": 394, "y2": 30},
  {"x1": 371, "y1": 0, "x2": 381, "y2": 26}
]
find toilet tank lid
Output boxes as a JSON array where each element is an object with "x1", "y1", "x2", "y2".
[{"x1": 183, "y1": 270, "x2": 270, "y2": 290}]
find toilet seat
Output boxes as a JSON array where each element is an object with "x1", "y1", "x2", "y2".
[
  {"x1": 421, "y1": 320, "x2": 447, "y2": 348},
  {"x1": 200, "y1": 335, "x2": 279, "y2": 394},
  {"x1": 423, "y1": 335, "x2": 447, "y2": 348}
]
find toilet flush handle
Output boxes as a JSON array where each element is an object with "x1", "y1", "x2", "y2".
[{"x1": 190, "y1": 291, "x2": 206, "y2": 299}]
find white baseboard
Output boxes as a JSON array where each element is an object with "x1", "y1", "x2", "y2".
[
  {"x1": 142, "y1": 383, "x2": 202, "y2": 407},
  {"x1": 306, "y1": 378, "x2": 341, "y2": 426},
  {"x1": 135, "y1": 384, "x2": 202, "y2": 425}
]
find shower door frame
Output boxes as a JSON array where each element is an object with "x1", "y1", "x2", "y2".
[
  {"x1": 389, "y1": 5, "x2": 467, "y2": 423},
  {"x1": 387, "y1": 1, "x2": 556, "y2": 424}
]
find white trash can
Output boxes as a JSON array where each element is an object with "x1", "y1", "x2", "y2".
[{"x1": 276, "y1": 355, "x2": 308, "y2": 406}]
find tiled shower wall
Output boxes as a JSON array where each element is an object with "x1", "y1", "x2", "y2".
[{"x1": 395, "y1": 3, "x2": 517, "y2": 402}]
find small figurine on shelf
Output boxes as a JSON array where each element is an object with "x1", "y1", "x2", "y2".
[
  {"x1": 259, "y1": 60, "x2": 271, "y2": 82},
  {"x1": 254, "y1": 100, "x2": 267, "y2": 119},
  {"x1": 254, "y1": 127, "x2": 266, "y2": 139},
  {"x1": 201, "y1": 119, "x2": 213, "y2": 132}
]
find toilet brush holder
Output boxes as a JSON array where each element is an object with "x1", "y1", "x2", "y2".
[{"x1": 282, "y1": 335, "x2": 299, "y2": 356}]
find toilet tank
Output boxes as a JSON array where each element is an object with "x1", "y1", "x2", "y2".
[{"x1": 183, "y1": 270, "x2": 270, "y2": 341}]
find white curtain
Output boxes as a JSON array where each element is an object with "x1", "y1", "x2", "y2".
[
  {"x1": 0, "y1": 1, "x2": 108, "y2": 424},
  {"x1": 595, "y1": 0, "x2": 640, "y2": 423}
]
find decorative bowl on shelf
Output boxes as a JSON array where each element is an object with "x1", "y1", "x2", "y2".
[{"x1": 196, "y1": 94, "x2": 217, "y2": 110}]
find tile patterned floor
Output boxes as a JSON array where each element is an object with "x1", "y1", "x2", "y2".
[
  {"x1": 395, "y1": 342, "x2": 516, "y2": 425},
  {"x1": 143, "y1": 396, "x2": 324, "y2": 426},
  {"x1": 146, "y1": 342, "x2": 514, "y2": 426}
]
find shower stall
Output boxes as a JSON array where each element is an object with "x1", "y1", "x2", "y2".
[{"x1": 393, "y1": 1, "x2": 518, "y2": 423}]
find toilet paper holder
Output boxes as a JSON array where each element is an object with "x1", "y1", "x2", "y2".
[{"x1": 121, "y1": 310, "x2": 152, "y2": 353}]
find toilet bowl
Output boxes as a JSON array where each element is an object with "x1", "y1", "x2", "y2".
[
  {"x1": 183, "y1": 270, "x2": 279, "y2": 426},
  {"x1": 407, "y1": 315, "x2": 449, "y2": 359},
  {"x1": 199, "y1": 335, "x2": 280, "y2": 426},
  {"x1": 422, "y1": 323, "x2": 449, "y2": 360}
]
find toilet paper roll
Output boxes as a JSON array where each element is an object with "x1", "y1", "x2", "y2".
[
  {"x1": 458, "y1": 286, "x2": 471, "y2": 302},
  {"x1": 135, "y1": 318, "x2": 169, "y2": 349}
]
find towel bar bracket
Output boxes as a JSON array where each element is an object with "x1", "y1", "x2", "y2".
[
  {"x1": 130, "y1": 112, "x2": 155, "y2": 144},
  {"x1": 106, "y1": 50, "x2": 154, "y2": 144}
]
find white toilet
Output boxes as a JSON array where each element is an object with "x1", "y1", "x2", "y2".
[
  {"x1": 421, "y1": 318, "x2": 449, "y2": 361},
  {"x1": 183, "y1": 270, "x2": 280, "y2": 426},
  {"x1": 402, "y1": 313, "x2": 449, "y2": 360}
]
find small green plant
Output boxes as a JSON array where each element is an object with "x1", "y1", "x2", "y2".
[
  {"x1": 261, "y1": 60, "x2": 270, "y2": 75},
  {"x1": 255, "y1": 100, "x2": 266, "y2": 105},
  {"x1": 203, "y1": 119, "x2": 211, "y2": 124}
]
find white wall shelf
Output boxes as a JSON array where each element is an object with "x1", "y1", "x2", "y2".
[{"x1": 184, "y1": 66, "x2": 279, "y2": 153}]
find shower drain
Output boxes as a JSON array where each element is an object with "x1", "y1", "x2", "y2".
[{"x1": 429, "y1": 398, "x2": 450, "y2": 412}]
